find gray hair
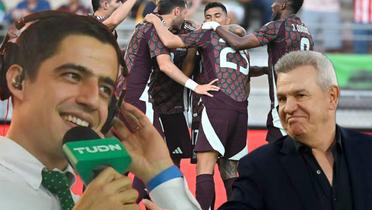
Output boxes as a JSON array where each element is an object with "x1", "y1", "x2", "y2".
[{"x1": 275, "y1": 51, "x2": 338, "y2": 90}]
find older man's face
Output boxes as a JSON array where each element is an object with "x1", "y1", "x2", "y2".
[{"x1": 276, "y1": 65, "x2": 338, "y2": 140}]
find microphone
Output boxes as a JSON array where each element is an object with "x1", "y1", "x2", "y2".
[{"x1": 62, "y1": 126, "x2": 132, "y2": 185}]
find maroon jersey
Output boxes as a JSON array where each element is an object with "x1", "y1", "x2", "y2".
[
  {"x1": 254, "y1": 15, "x2": 314, "y2": 140},
  {"x1": 148, "y1": 48, "x2": 187, "y2": 114},
  {"x1": 93, "y1": 15, "x2": 118, "y2": 39},
  {"x1": 123, "y1": 22, "x2": 169, "y2": 104},
  {"x1": 180, "y1": 30, "x2": 250, "y2": 112},
  {"x1": 149, "y1": 23, "x2": 197, "y2": 114},
  {"x1": 254, "y1": 15, "x2": 313, "y2": 108}
]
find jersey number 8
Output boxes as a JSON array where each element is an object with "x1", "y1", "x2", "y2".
[{"x1": 300, "y1": 37, "x2": 310, "y2": 51}]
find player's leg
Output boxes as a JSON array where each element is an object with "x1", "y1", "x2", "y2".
[
  {"x1": 194, "y1": 107, "x2": 232, "y2": 210},
  {"x1": 190, "y1": 95, "x2": 204, "y2": 164},
  {"x1": 218, "y1": 158, "x2": 238, "y2": 199},
  {"x1": 220, "y1": 110, "x2": 248, "y2": 199},
  {"x1": 132, "y1": 177, "x2": 149, "y2": 203},
  {"x1": 196, "y1": 151, "x2": 219, "y2": 210}
]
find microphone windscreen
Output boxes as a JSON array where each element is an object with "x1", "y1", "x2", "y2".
[
  {"x1": 62, "y1": 126, "x2": 132, "y2": 185},
  {"x1": 63, "y1": 126, "x2": 100, "y2": 144}
]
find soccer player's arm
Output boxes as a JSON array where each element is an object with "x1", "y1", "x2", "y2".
[
  {"x1": 250, "y1": 66, "x2": 269, "y2": 77},
  {"x1": 157, "y1": 54, "x2": 193, "y2": 86},
  {"x1": 157, "y1": 55, "x2": 218, "y2": 97},
  {"x1": 144, "y1": 13, "x2": 186, "y2": 48},
  {"x1": 150, "y1": 31, "x2": 218, "y2": 96},
  {"x1": 215, "y1": 25, "x2": 260, "y2": 50},
  {"x1": 220, "y1": 24, "x2": 246, "y2": 37},
  {"x1": 181, "y1": 48, "x2": 198, "y2": 77},
  {"x1": 103, "y1": 0, "x2": 137, "y2": 31}
]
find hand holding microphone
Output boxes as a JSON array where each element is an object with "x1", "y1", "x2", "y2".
[
  {"x1": 62, "y1": 126, "x2": 138, "y2": 210},
  {"x1": 73, "y1": 167, "x2": 139, "y2": 210},
  {"x1": 62, "y1": 126, "x2": 132, "y2": 185}
]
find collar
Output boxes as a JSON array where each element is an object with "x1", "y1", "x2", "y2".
[
  {"x1": 0, "y1": 137, "x2": 75, "y2": 189},
  {"x1": 293, "y1": 125, "x2": 343, "y2": 153},
  {"x1": 93, "y1": 14, "x2": 107, "y2": 22}
]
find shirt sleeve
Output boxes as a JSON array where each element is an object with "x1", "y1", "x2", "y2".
[
  {"x1": 179, "y1": 29, "x2": 210, "y2": 49},
  {"x1": 253, "y1": 21, "x2": 283, "y2": 46},
  {"x1": 147, "y1": 166, "x2": 202, "y2": 210},
  {"x1": 148, "y1": 27, "x2": 170, "y2": 58}
]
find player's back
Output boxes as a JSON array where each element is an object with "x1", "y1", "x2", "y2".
[
  {"x1": 124, "y1": 23, "x2": 154, "y2": 100},
  {"x1": 268, "y1": 15, "x2": 314, "y2": 67},
  {"x1": 195, "y1": 31, "x2": 251, "y2": 112},
  {"x1": 254, "y1": 15, "x2": 314, "y2": 142}
]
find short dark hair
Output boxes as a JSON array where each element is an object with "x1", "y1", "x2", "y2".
[
  {"x1": 288, "y1": 0, "x2": 303, "y2": 14},
  {"x1": 91, "y1": 0, "x2": 101, "y2": 12},
  {"x1": 157, "y1": 0, "x2": 186, "y2": 15},
  {"x1": 15, "y1": 12, "x2": 123, "y2": 81},
  {"x1": 204, "y1": 2, "x2": 227, "y2": 15}
]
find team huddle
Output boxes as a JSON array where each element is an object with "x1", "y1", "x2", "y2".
[{"x1": 120, "y1": 0, "x2": 313, "y2": 209}]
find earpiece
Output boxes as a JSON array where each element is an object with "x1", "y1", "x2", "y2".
[
  {"x1": 1, "y1": 11, "x2": 78, "y2": 101},
  {"x1": 0, "y1": 41, "x2": 20, "y2": 100},
  {"x1": 12, "y1": 74, "x2": 23, "y2": 90}
]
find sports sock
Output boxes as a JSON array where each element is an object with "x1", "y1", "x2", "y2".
[{"x1": 196, "y1": 174, "x2": 215, "y2": 210}]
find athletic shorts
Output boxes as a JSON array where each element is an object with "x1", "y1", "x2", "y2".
[
  {"x1": 266, "y1": 108, "x2": 287, "y2": 143},
  {"x1": 159, "y1": 113, "x2": 192, "y2": 159},
  {"x1": 194, "y1": 107, "x2": 248, "y2": 160}
]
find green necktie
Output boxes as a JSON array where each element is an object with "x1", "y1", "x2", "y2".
[{"x1": 41, "y1": 169, "x2": 75, "y2": 210}]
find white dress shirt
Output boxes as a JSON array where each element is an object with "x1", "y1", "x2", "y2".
[{"x1": 0, "y1": 136, "x2": 79, "y2": 210}]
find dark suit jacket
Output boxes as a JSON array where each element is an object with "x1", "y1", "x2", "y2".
[{"x1": 219, "y1": 126, "x2": 372, "y2": 210}]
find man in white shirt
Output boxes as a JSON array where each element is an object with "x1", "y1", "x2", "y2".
[
  {"x1": 0, "y1": 11, "x2": 138, "y2": 210},
  {"x1": 0, "y1": 10, "x2": 200, "y2": 210}
]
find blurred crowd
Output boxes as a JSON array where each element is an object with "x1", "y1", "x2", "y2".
[{"x1": 0, "y1": 0, "x2": 371, "y2": 54}]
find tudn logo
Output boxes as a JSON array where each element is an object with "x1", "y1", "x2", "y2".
[{"x1": 73, "y1": 144, "x2": 122, "y2": 154}]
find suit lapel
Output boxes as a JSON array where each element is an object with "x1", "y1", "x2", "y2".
[
  {"x1": 279, "y1": 137, "x2": 320, "y2": 210},
  {"x1": 341, "y1": 128, "x2": 366, "y2": 210}
]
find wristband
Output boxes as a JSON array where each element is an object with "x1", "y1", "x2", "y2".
[
  {"x1": 185, "y1": 79, "x2": 198, "y2": 91},
  {"x1": 147, "y1": 165, "x2": 183, "y2": 191}
]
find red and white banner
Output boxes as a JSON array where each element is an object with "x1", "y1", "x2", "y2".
[{"x1": 355, "y1": 0, "x2": 372, "y2": 23}]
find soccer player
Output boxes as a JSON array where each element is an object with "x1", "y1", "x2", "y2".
[
  {"x1": 124, "y1": 0, "x2": 219, "y2": 203},
  {"x1": 124, "y1": 0, "x2": 218, "y2": 118},
  {"x1": 92, "y1": 0, "x2": 137, "y2": 31},
  {"x1": 212, "y1": 0, "x2": 314, "y2": 142},
  {"x1": 149, "y1": 20, "x2": 200, "y2": 168},
  {"x1": 144, "y1": 2, "x2": 252, "y2": 209}
]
